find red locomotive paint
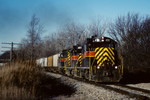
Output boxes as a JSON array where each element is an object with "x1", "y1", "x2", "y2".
[
  {"x1": 60, "y1": 58, "x2": 68, "y2": 62},
  {"x1": 60, "y1": 58, "x2": 65, "y2": 62},
  {"x1": 64, "y1": 58, "x2": 68, "y2": 61},
  {"x1": 71, "y1": 56, "x2": 78, "y2": 60},
  {"x1": 82, "y1": 51, "x2": 95, "y2": 59}
]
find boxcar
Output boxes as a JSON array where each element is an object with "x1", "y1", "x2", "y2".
[
  {"x1": 48, "y1": 56, "x2": 53, "y2": 67},
  {"x1": 36, "y1": 57, "x2": 47, "y2": 67},
  {"x1": 53, "y1": 54, "x2": 60, "y2": 67}
]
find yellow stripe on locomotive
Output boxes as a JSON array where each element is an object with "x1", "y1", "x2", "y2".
[
  {"x1": 95, "y1": 47, "x2": 115, "y2": 67},
  {"x1": 68, "y1": 51, "x2": 71, "y2": 66},
  {"x1": 78, "y1": 53, "x2": 82, "y2": 67}
]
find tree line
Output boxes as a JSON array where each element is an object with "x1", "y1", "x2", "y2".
[{"x1": 16, "y1": 13, "x2": 150, "y2": 71}]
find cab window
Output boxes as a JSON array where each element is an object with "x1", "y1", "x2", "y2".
[{"x1": 101, "y1": 43, "x2": 114, "y2": 47}]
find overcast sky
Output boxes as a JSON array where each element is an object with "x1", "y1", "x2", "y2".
[{"x1": 0, "y1": 0, "x2": 150, "y2": 53}]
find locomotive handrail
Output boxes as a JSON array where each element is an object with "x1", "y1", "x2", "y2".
[{"x1": 91, "y1": 57, "x2": 96, "y2": 69}]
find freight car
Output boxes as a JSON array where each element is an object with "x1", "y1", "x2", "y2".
[
  {"x1": 36, "y1": 35, "x2": 123, "y2": 82},
  {"x1": 36, "y1": 57, "x2": 48, "y2": 67},
  {"x1": 36, "y1": 54, "x2": 60, "y2": 72}
]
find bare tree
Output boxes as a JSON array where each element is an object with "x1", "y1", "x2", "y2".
[
  {"x1": 57, "y1": 31, "x2": 68, "y2": 51},
  {"x1": 87, "y1": 17, "x2": 107, "y2": 37},
  {"x1": 41, "y1": 33, "x2": 59, "y2": 56},
  {"x1": 108, "y1": 13, "x2": 150, "y2": 71},
  {"x1": 57, "y1": 22, "x2": 86, "y2": 50},
  {"x1": 18, "y1": 15, "x2": 44, "y2": 61}
]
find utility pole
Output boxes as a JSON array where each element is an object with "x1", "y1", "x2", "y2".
[
  {"x1": 1, "y1": 42, "x2": 22, "y2": 62},
  {"x1": 10, "y1": 42, "x2": 13, "y2": 61}
]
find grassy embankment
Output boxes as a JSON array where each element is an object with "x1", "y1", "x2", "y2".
[{"x1": 0, "y1": 61, "x2": 75, "y2": 100}]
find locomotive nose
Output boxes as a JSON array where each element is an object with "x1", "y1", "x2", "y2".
[{"x1": 104, "y1": 60, "x2": 112, "y2": 67}]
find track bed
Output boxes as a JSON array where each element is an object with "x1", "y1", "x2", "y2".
[{"x1": 46, "y1": 72, "x2": 150, "y2": 100}]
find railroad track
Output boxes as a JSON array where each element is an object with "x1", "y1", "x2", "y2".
[
  {"x1": 82, "y1": 79, "x2": 150, "y2": 100},
  {"x1": 47, "y1": 71, "x2": 150, "y2": 100},
  {"x1": 99, "y1": 84, "x2": 150, "y2": 100},
  {"x1": 114, "y1": 84, "x2": 150, "y2": 94}
]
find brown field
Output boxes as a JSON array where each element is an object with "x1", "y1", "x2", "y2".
[
  {"x1": 0, "y1": 61, "x2": 76, "y2": 100},
  {"x1": 0, "y1": 61, "x2": 45, "y2": 100}
]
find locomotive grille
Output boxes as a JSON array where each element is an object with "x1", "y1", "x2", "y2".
[
  {"x1": 78, "y1": 53, "x2": 82, "y2": 67},
  {"x1": 95, "y1": 47, "x2": 115, "y2": 66},
  {"x1": 68, "y1": 52, "x2": 71, "y2": 66}
]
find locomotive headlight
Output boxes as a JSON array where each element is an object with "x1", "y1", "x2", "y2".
[
  {"x1": 115, "y1": 66, "x2": 118, "y2": 69},
  {"x1": 78, "y1": 46, "x2": 82, "y2": 49},
  {"x1": 97, "y1": 66, "x2": 100, "y2": 69},
  {"x1": 95, "y1": 38, "x2": 100, "y2": 42}
]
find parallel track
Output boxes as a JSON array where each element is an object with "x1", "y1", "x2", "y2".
[
  {"x1": 98, "y1": 84, "x2": 150, "y2": 100},
  {"x1": 114, "y1": 84, "x2": 150, "y2": 94},
  {"x1": 84, "y1": 80, "x2": 150, "y2": 100}
]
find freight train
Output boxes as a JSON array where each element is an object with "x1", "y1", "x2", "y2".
[{"x1": 36, "y1": 35, "x2": 123, "y2": 82}]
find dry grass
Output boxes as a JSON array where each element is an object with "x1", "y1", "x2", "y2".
[
  {"x1": 0, "y1": 86, "x2": 34, "y2": 100},
  {"x1": 0, "y1": 61, "x2": 45, "y2": 100},
  {"x1": 0, "y1": 61, "x2": 76, "y2": 100}
]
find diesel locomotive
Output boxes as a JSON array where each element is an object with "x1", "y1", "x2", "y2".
[{"x1": 59, "y1": 35, "x2": 123, "y2": 82}]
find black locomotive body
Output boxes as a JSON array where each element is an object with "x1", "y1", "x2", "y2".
[{"x1": 59, "y1": 35, "x2": 123, "y2": 82}]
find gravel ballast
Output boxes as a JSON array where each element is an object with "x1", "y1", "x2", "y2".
[{"x1": 46, "y1": 72, "x2": 137, "y2": 100}]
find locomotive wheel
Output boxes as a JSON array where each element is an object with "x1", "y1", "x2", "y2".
[
  {"x1": 85, "y1": 70, "x2": 89, "y2": 79},
  {"x1": 89, "y1": 73, "x2": 92, "y2": 81},
  {"x1": 66, "y1": 70, "x2": 70, "y2": 76},
  {"x1": 70, "y1": 70, "x2": 74, "y2": 77},
  {"x1": 74, "y1": 70, "x2": 77, "y2": 77},
  {"x1": 79, "y1": 70, "x2": 82, "y2": 78}
]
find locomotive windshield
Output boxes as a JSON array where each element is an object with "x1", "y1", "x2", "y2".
[{"x1": 101, "y1": 43, "x2": 114, "y2": 48}]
